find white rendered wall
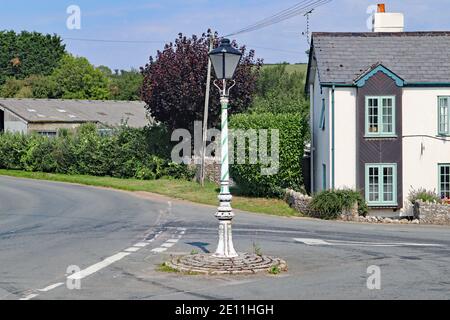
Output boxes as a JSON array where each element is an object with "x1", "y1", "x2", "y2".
[
  {"x1": 312, "y1": 70, "x2": 330, "y2": 192},
  {"x1": 333, "y1": 88, "x2": 357, "y2": 190},
  {"x1": 3, "y1": 109, "x2": 27, "y2": 133},
  {"x1": 402, "y1": 88, "x2": 450, "y2": 215}
]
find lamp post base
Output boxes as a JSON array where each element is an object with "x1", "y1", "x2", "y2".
[{"x1": 213, "y1": 219, "x2": 238, "y2": 258}]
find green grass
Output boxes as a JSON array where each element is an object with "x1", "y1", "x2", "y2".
[{"x1": 0, "y1": 169, "x2": 299, "y2": 217}]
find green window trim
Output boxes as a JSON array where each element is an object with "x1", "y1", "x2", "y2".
[
  {"x1": 438, "y1": 97, "x2": 450, "y2": 136},
  {"x1": 319, "y1": 98, "x2": 326, "y2": 130},
  {"x1": 365, "y1": 96, "x2": 396, "y2": 137},
  {"x1": 438, "y1": 163, "x2": 450, "y2": 199},
  {"x1": 365, "y1": 163, "x2": 398, "y2": 206}
]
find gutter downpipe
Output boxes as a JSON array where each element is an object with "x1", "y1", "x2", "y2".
[
  {"x1": 309, "y1": 84, "x2": 314, "y2": 194},
  {"x1": 331, "y1": 84, "x2": 335, "y2": 190}
]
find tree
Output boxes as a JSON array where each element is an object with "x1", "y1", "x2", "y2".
[
  {"x1": 249, "y1": 64, "x2": 309, "y2": 116},
  {"x1": 49, "y1": 54, "x2": 110, "y2": 100},
  {"x1": 0, "y1": 30, "x2": 65, "y2": 85},
  {"x1": 107, "y1": 68, "x2": 143, "y2": 101},
  {"x1": 141, "y1": 31, "x2": 261, "y2": 133}
]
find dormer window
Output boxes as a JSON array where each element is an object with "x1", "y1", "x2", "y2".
[{"x1": 365, "y1": 96, "x2": 396, "y2": 137}]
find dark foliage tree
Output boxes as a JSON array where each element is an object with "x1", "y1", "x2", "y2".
[
  {"x1": 140, "y1": 31, "x2": 262, "y2": 133},
  {"x1": 0, "y1": 30, "x2": 65, "y2": 85}
]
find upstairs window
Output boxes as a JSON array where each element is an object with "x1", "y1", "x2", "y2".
[
  {"x1": 319, "y1": 99, "x2": 326, "y2": 130},
  {"x1": 438, "y1": 97, "x2": 449, "y2": 136},
  {"x1": 365, "y1": 96, "x2": 396, "y2": 137}
]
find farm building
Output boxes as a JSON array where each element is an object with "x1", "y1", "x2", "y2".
[{"x1": 0, "y1": 98, "x2": 150, "y2": 136}]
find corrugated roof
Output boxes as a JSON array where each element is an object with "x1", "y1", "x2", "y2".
[
  {"x1": 311, "y1": 31, "x2": 450, "y2": 85},
  {"x1": 0, "y1": 99, "x2": 151, "y2": 128}
]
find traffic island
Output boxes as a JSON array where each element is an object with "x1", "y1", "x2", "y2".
[{"x1": 165, "y1": 253, "x2": 287, "y2": 275}]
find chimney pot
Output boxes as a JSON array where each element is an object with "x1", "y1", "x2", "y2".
[{"x1": 377, "y1": 4, "x2": 386, "y2": 13}]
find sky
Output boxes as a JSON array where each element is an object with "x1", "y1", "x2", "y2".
[{"x1": 1, "y1": 0, "x2": 450, "y2": 70}]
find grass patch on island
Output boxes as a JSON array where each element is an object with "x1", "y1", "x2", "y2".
[{"x1": 0, "y1": 169, "x2": 300, "y2": 217}]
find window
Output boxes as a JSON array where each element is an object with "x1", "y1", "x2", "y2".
[
  {"x1": 438, "y1": 97, "x2": 450, "y2": 136},
  {"x1": 322, "y1": 164, "x2": 327, "y2": 190},
  {"x1": 37, "y1": 131, "x2": 57, "y2": 137},
  {"x1": 365, "y1": 96, "x2": 396, "y2": 136},
  {"x1": 439, "y1": 164, "x2": 450, "y2": 199},
  {"x1": 319, "y1": 99, "x2": 326, "y2": 130},
  {"x1": 365, "y1": 163, "x2": 397, "y2": 206}
]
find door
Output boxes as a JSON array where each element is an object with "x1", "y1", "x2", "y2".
[{"x1": 0, "y1": 109, "x2": 4, "y2": 132}]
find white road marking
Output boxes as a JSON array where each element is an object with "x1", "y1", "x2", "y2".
[
  {"x1": 37, "y1": 282, "x2": 64, "y2": 292},
  {"x1": 20, "y1": 293, "x2": 39, "y2": 300},
  {"x1": 134, "y1": 242, "x2": 149, "y2": 247},
  {"x1": 151, "y1": 247, "x2": 167, "y2": 253},
  {"x1": 67, "y1": 252, "x2": 131, "y2": 281},
  {"x1": 166, "y1": 239, "x2": 179, "y2": 243},
  {"x1": 294, "y1": 238, "x2": 444, "y2": 247},
  {"x1": 161, "y1": 242, "x2": 175, "y2": 248},
  {"x1": 124, "y1": 247, "x2": 141, "y2": 252}
]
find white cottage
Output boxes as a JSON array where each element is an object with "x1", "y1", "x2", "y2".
[{"x1": 306, "y1": 12, "x2": 450, "y2": 216}]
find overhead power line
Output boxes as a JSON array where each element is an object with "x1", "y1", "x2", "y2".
[
  {"x1": 224, "y1": 0, "x2": 331, "y2": 37},
  {"x1": 63, "y1": 37, "x2": 167, "y2": 44}
]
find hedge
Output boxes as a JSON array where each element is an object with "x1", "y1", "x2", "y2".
[
  {"x1": 229, "y1": 112, "x2": 307, "y2": 197},
  {"x1": 0, "y1": 124, "x2": 194, "y2": 180}
]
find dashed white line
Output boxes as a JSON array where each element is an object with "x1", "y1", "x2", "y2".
[
  {"x1": 20, "y1": 293, "x2": 39, "y2": 300},
  {"x1": 124, "y1": 247, "x2": 141, "y2": 252},
  {"x1": 151, "y1": 247, "x2": 167, "y2": 253},
  {"x1": 134, "y1": 242, "x2": 150, "y2": 247},
  {"x1": 37, "y1": 282, "x2": 64, "y2": 292},
  {"x1": 67, "y1": 252, "x2": 131, "y2": 281},
  {"x1": 161, "y1": 242, "x2": 175, "y2": 248},
  {"x1": 294, "y1": 238, "x2": 444, "y2": 247},
  {"x1": 166, "y1": 239, "x2": 179, "y2": 243}
]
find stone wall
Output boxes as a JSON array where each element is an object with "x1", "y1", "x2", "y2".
[
  {"x1": 190, "y1": 156, "x2": 221, "y2": 184},
  {"x1": 284, "y1": 189, "x2": 312, "y2": 215},
  {"x1": 414, "y1": 201, "x2": 450, "y2": 225}
]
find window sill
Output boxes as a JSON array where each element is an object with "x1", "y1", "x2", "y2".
[
  {"x1": 364, "y1": 134, "x2": 398, "y2": 139},
  {"x1": 367, "y1": 203, "x2": 398, "y2": 208}
]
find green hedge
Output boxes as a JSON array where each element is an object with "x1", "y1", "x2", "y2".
[
  {"x1": 229, "y1": 112, "x2": 307, "y2": 197},
  {"x1": 0, "y1": 124, "x2": 194, "y2": 180},
  {"x1": 309, "y1": 189, "x2": 368, "y2": 220}
]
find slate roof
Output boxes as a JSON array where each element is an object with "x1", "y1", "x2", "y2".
[
  {"x1": 0, "y1": 99, "x2": 150, "y2": 128},
  {"x1": 311, "y1": 31, "x2": 450, "y2": 85}
]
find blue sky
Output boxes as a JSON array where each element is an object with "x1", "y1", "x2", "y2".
[{"x1": 1, "y1": 0, "x2": 450, "y2": 70}]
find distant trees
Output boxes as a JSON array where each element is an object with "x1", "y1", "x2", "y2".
[
  {"x1": 98, "y1": 66, "x2": 143, "y2": 101},
  {"x1": 140, "y1": 31, "x2": 262, "y2": 133},
  {"x1": 0, "y1": 31, "x2": 65, "y2": 85}
]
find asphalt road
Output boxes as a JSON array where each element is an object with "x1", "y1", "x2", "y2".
[{"x1": 0, "y1": 175, "x2": 449, "y2": 300}]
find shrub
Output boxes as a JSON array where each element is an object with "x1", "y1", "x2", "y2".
[
  {"x1": 0, "y1": 124, "x2": 193, "y2": 181},
  {"x1": 229, "y1": 112, "x2": 307, "y2": 197},
  {"x1": 0, "y1": 132, "x2": 29, "y2": 170},
  {"x1": 408, "y1": 188, "x2": 441, "y2": 204},
  {"x1": 309, "y1": 189, "x2": 368, "y2": 220},
  {"x1": 20, "y1": 135, "x2": 57, "y2": 172}
]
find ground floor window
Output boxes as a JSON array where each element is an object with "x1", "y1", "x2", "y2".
[
  {"x1": 439, "y1": 164, "x2": 450, "y2": 199},
  {"x1": 37, "y1": 131, "x2": 57, "y2": 137},
  {"x1": 365, "y1": 163, "x2": 397, "y2": 206},
  {"x1": 322, "y1": 164, "x2": 326, "y2": 190}
]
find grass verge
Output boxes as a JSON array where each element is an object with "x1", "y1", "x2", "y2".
[{"x1": 0, "y1": 169, "x2": 300, "y2": 217}]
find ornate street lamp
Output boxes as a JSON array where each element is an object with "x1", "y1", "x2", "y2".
[{"x1": 208, "y1": 38, "x2": 242, "y2": 258}]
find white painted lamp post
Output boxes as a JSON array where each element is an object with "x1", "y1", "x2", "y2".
[{"x1": 208, "y1": 38, "x2": 242, "y2": 258}]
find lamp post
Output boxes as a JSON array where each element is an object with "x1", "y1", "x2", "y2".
[{"x1": 208, "y1": 38, "x2": 242, "y2": 258}]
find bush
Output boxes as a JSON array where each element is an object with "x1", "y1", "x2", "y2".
[
  {"x1": 0, "y1": 132, "x2": 29, "y2": 170},
  {"x1": 229, "y1": 112, "x2": 308, "y2": 197},
  {"x1": 408, "y1": 188, "x2": 441, "y2": 204},
  {"x1": 309, "y1": 189, "x2": 368, "y2": 220},
  {"x1": 0, "y1": 124, "x2": 193, "y2": 181}
]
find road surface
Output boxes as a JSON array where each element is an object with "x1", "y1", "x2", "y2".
[{"x1": 0, "y1": 175, "x2": 449, "y2": 299}]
